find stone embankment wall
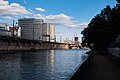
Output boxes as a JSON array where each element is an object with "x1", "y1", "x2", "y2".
[{"x1": 0, "y1": 36, "x2": 69, "y2": 52}]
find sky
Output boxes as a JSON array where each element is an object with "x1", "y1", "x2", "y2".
[{"x1": 0, "y1": 0, "x2": 116, "y2": 42}]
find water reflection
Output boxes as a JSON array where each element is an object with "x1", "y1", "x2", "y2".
[
  {"x1": 0, "y1": 53, "x2": 22, "y2": 80},
  {"x1": 49, "y1": 50, "x2": 55, "y2": 66},
  {"x1": 0, "y1": 49, "x2": 89, "y2": 80}
]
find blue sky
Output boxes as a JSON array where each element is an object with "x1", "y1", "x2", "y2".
[{"x1": 0, "y1": 0, "x2": 116, "y2": 42}]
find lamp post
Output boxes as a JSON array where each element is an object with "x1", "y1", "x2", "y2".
[
  {"x1": 90, "y1": 43, "x2": 94, "y2": 61},
  {"x1": 33, "y1": 26, "x2": 34, "y2": 40},
  {"x1": 90, "y1": 43, "x2": 94, "y2": 53},
  {"x1": 13, "y1": 20, "x2": 15, "y2": 37}
]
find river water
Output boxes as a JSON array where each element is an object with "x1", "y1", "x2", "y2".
[{"x1": 0, "y1": 49, "x2": 90, "y2": 80}]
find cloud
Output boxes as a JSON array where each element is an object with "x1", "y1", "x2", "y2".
[
  {"x1": 35, "y1": 8, "x2": 46, "y2": 12},
  {"x1": 0, "y1": 0, "x2": 88, "y2": 29},
  {"x1": 78, "y1": 22, "x2": 89, "y2": 28},
  {"x1": 34, "y1": 13, "x2": 89, "y2": 28},
  {"x1": 24, "y1": 16, "x2": 30, "y2": 18},
  {"x1": 55, "y1": 32, "x2": 63, "y2": 36},
  {"x1": 46, "y1": 14, "x2": 72, "y2": 20},
  {"x1": 34, "y1": 14, "x2": 45, "y2": 19},
  {"x1": 29, "y1": 9, "x2": 34, "y2": 13},
  {"x1": 0, "y1": 0, "x2": 9, "y2": 5},
  {"x1": 0, "y1": 0, "x2": 31, "y2": 18},
  {"x1": 23, "y1": 1, "x2": 27, "y2": 4},
  {"x1": 45, "y1": 14, "x2": 88, "y2": 28},
  {"x1": 2, "y1": 16, "x2": 13, "y2": 19},
  {"x1": 45, "y1": 14, "x2": 73, "y2": 26}
]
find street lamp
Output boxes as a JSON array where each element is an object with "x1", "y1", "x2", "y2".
[{"x1": 90, "y1": 43, "x2": 94, "y2": 53}]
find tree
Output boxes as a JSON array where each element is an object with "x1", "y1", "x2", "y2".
[
  {"x1": 81, "y1": 4, "x2": 120, "y2": 51},
  {"x1": 116, "y1": 0, "x2": 120, "y2": 3}
]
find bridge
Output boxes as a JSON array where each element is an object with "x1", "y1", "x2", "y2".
[{"x1": 68, "y1": 44, "x2": 81, "y2": 49}]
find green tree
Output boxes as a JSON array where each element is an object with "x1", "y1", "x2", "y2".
[
  {"x1": 82, "y1": 5, "x2": 119, "y2": 51},
  {"x1": 116, "y1": 0, "x2": 120, "y2": 3}
]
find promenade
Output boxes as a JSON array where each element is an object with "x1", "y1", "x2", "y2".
[{"x1": 82, "y1": 54, "x2": 120, "y2": 80}]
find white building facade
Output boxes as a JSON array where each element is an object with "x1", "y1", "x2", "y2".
[
  {"x1": 18, "y1": 18, "x2": 44, "y2": 41},
  {"x1": 42, "y1": 23, "x2": 50, "y2": 41},
  {"x1": 42, "y1": 23, "x2": 55, "y2": 42},
  {"x1": 18, "y1": 18, "x2": 55, "y2": 42},
  {"x1": 49, "y1": 24, "x2": 55, "y2": 42}
]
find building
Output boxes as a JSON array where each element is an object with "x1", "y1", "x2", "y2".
[
  {"x1": 0, "y1": 29, "x2": 12, "y2": 37},
  {"x1": 0, "y1": 23, "x2": 8, "y2": 30},
  {"x1": 63, "y1": 39, "x2": 73, "y2": 44},
  {"x1": 18, "y1": 18, "x2": 44, "y2": 41},
  {"x1": 0, "y1": 23, "x2": 12, "y2": 36},
  {"x1": 9, "y1": 22, "x2": 21, "y2": 37},
  {"x1": 42, "y1": 23, "x2": 50, "y2": 41},
  {"x1": 42, "y1": 23, "x2": 55, "y2": 42},
  {"x1": 49, "y1": 24, "x2": 55, "y2": 42}
]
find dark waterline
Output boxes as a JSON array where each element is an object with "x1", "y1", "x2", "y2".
[{"x1": 0, "y1": 49, "x2": 90, "y2": 80}]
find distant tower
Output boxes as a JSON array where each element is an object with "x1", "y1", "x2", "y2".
[
  {"x1": 74, "y1": 37, "x2": 78, "y2": 42},
  {"x1": 74, "y1": 36, "x2": 80, "y2": 47}
]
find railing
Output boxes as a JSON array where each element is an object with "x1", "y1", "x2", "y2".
[{"x1": 107, "y1": 48, "x2": 120, "y2": 66}]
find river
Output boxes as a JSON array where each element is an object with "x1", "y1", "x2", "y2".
[{"x1": 0, "y1": 49, "x2": 90, "y2": 80}]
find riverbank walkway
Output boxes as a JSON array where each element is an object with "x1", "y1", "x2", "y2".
[{"x1": 82, "y1": 53, "x2": 120, "y2": 80}]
